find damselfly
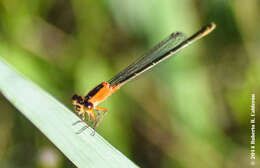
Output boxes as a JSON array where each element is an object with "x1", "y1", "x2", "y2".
[{"x1": 72, "y1": 22, "x2": 216, "y2": 134}]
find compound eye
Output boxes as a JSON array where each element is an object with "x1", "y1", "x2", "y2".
[
  {"x1": 72, "y1": 94, "x2": 84, "y2": 104},
  {"x1": 72, "y1": 94, "x2": 78, "y2": 100},
  {"x1": 84, "y1": 102, "x2": 93, "y2": 109}
]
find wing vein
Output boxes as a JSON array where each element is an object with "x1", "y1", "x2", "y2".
[{"x1": 108, "y1": 32, "x2": 186, "y2": 86}]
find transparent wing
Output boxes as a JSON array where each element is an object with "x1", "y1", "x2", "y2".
[{"x1": 108, "y1": 32, "x2": 186, "y2": 86}]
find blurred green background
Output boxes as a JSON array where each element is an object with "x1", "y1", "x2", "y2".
[{"x1": 0, "y1": 0, "x2": 259, "y2": 167}]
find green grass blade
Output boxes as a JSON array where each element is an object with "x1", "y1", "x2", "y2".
[{"x1": 0, "y1": 58, "x2": 138, "y2": 168}]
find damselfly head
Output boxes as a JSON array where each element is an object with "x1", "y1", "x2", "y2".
[{"x1": 72, "y1": 94, "x2": 84, "y2": 112}]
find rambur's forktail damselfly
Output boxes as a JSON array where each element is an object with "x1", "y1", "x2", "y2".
[{"x1": 72, "y1": 22, "x2": 216, "y2": 134}]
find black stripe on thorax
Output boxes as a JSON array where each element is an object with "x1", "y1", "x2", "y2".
[{"x1": 84, "y1": 83, "x2": 104, "y2": 101}]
